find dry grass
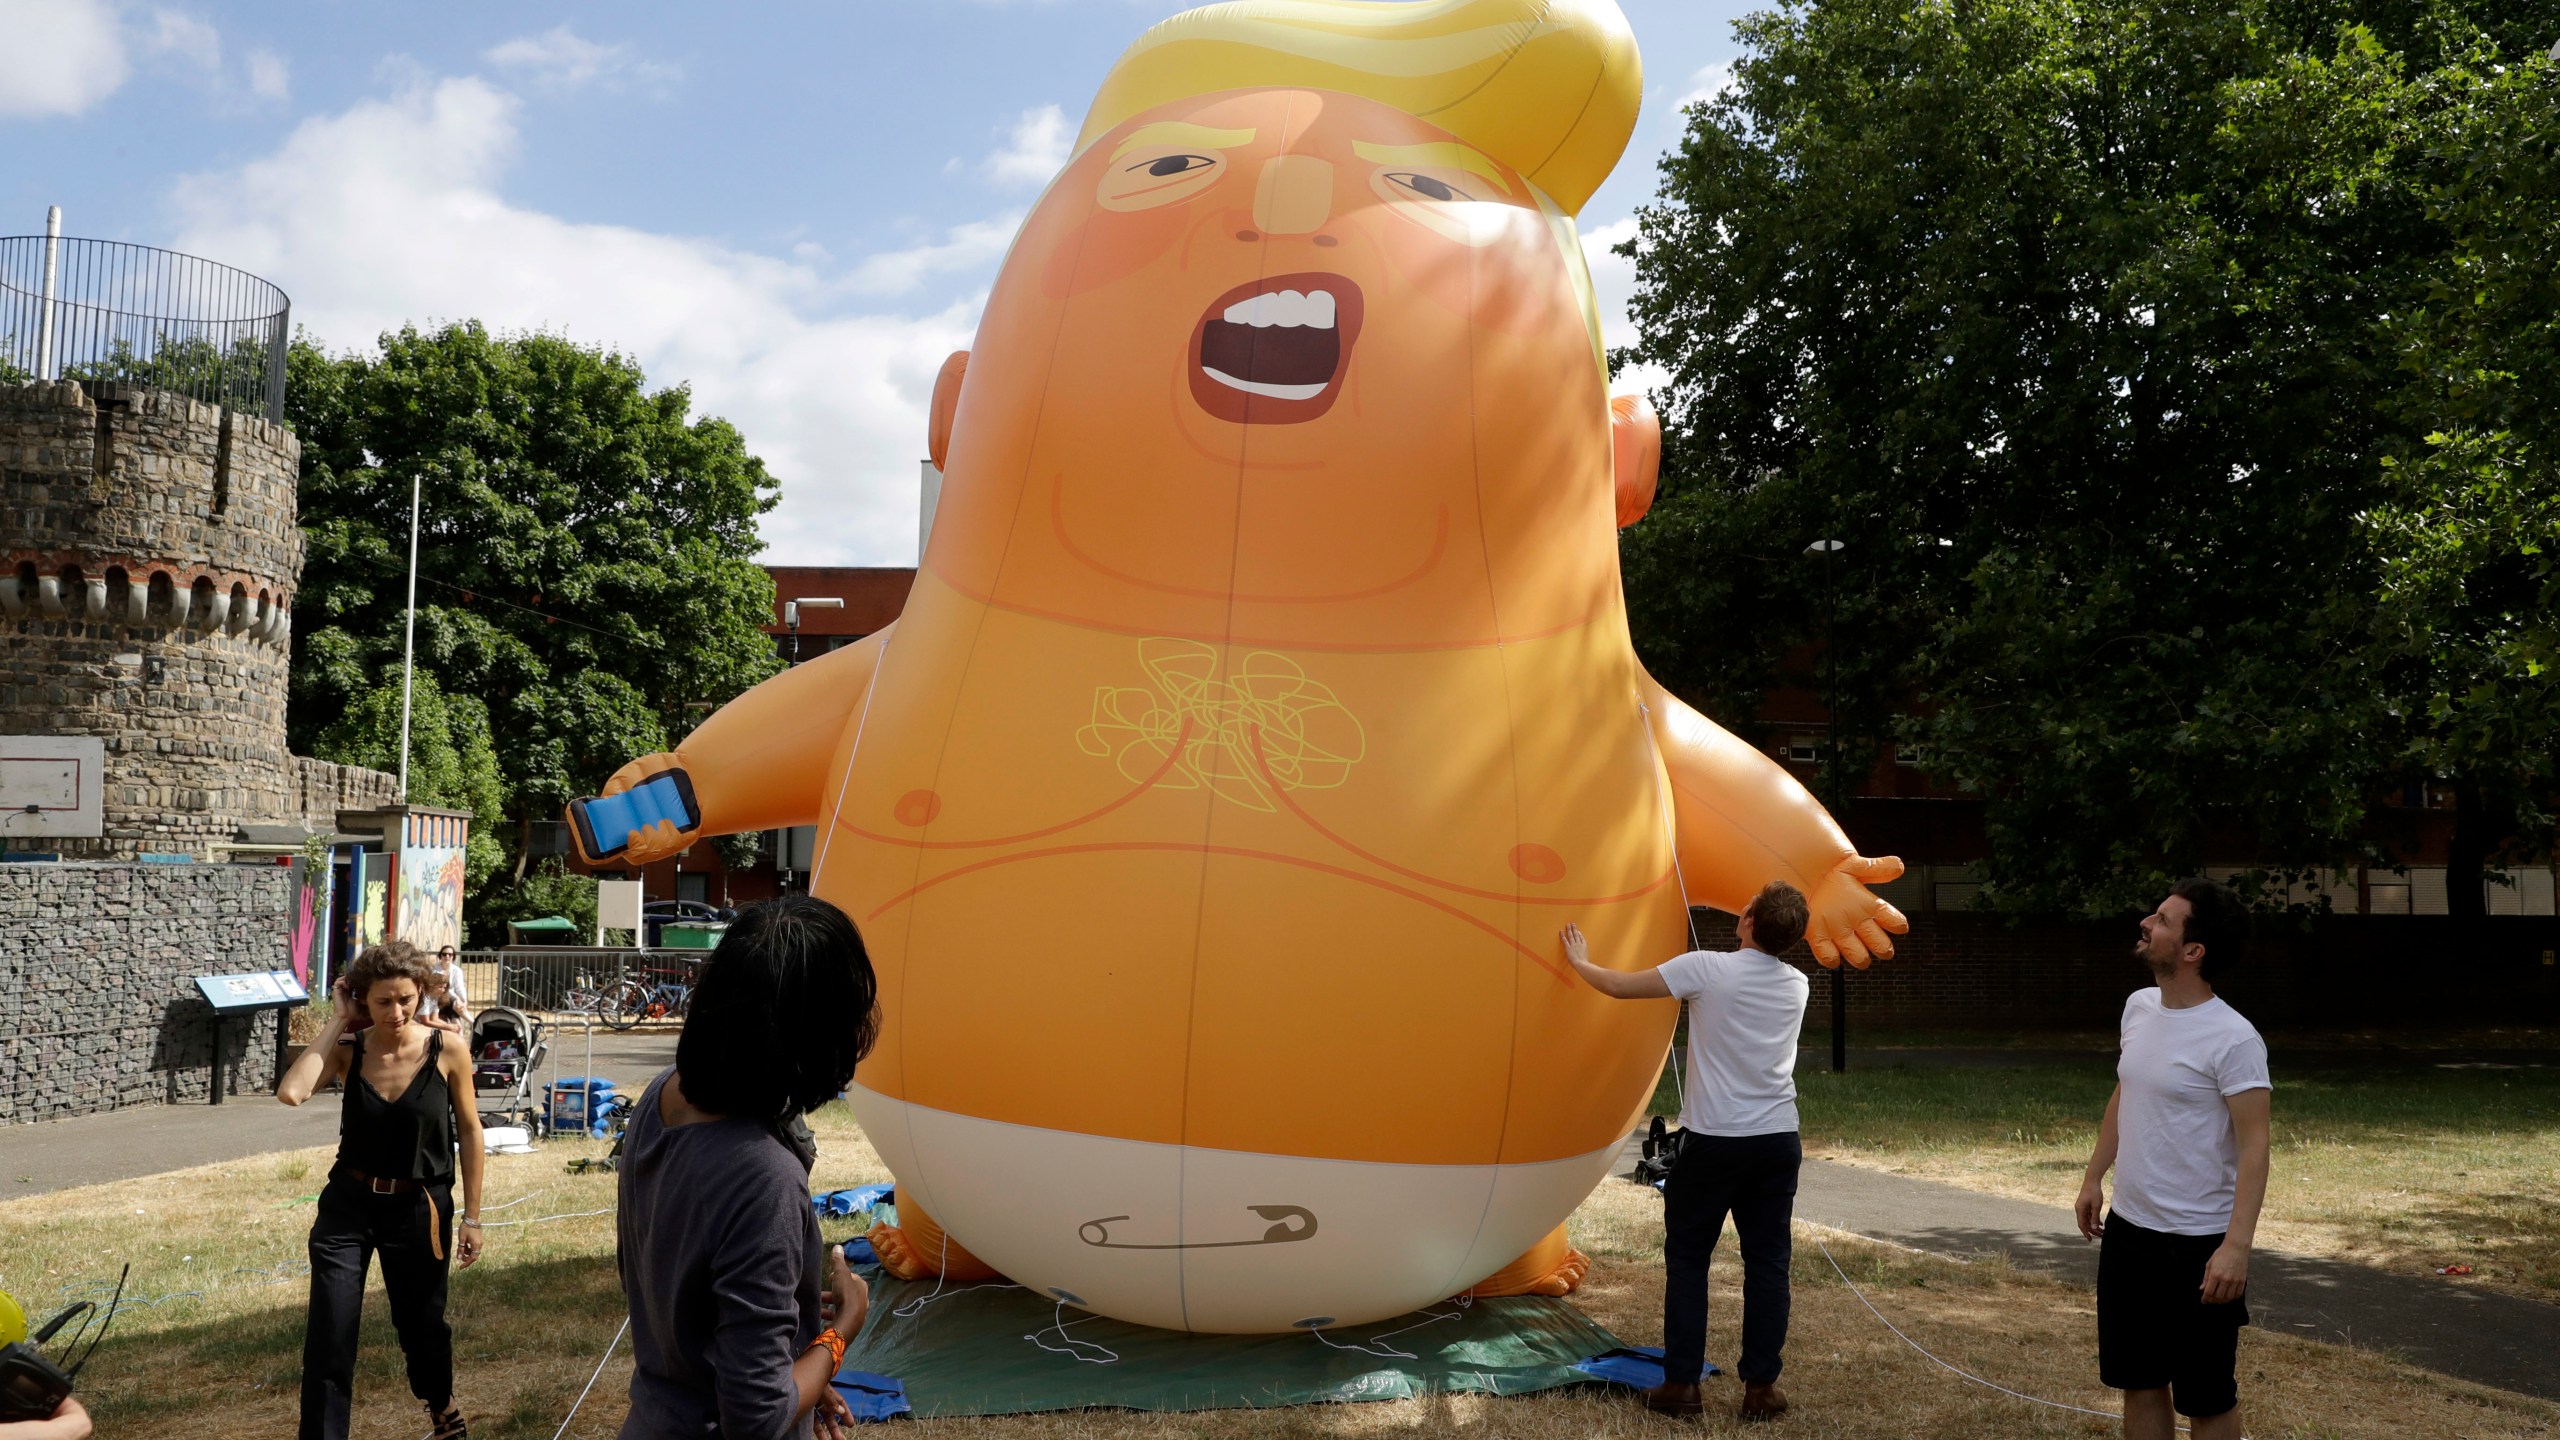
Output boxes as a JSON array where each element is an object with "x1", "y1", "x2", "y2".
[
  {"x1": 1, "y1": 1103, "x2": 2551, "y2": 1439},
  {"x1": 1779, "y1": 1061, "x2": 2560, "y2": 1299}
]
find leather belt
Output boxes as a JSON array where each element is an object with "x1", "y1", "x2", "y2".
[{"x1": 338, "y1": 1166, "x2": 430, "y2": 1195}]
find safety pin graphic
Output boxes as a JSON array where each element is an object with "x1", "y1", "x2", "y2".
[{"x1": 1077, "y1": 1205, "x2": 1318, "y2": 1251}]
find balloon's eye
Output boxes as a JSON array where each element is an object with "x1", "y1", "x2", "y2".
[
  {"x1": 1388, "y1": 172, "x2": 1467, "y2": 203},
  {"x1": 1144, "y1": 154, "x2": 1216, "y2": 177}
]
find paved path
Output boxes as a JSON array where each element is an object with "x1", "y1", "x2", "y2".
[
  {"x1": 1619, "y1": 1135, "x2": 2560, "y2": 1402},
  {"x1": 1, "y1": 1033, "x2": 677, "y2": 1200}
]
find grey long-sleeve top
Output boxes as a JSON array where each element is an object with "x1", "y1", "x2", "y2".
[{"x1": 616, "y1": 1069, "x2": 822, "y2": 1440}]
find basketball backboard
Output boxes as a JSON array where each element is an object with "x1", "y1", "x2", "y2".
[{"x1": 0, "y1": 736, "x2": 105, "y2": 841}]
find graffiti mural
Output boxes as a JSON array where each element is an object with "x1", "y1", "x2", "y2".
[{"x1": 398, "y1": 845, "x2": 467, "y2": 956}]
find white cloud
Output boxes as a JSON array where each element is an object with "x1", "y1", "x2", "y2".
[
  {"x1": 986, "y1": 104, "x2": 1072, "y2": 187},
  {"x1": 0, "y1": 3, "x2": 285, "y2": 117},
  {"x1": 245, "y1": 46, "x2": 289, "y2": 102},
  {"x1": 844, "y1": 216, "x2": 1020, "y2": 297},
  {"x1": 1580, "y1": 216, "x2": 1668, "y2": 399},
  {"x1": 483, "y1": 25, "x2": 679, "y2": 94},
  {"x1": 170, "y1": 75, "x2": 983, "y2": 566},
  {"x1": 0, "y1": 0, "x2": 131, "y2": 117},
  {"x1": 1677, "y1": 61, "x2": 1739, "y2": 112},
  {"x1": 140, "y1": 8, "x2": 221, "y2": 73}
]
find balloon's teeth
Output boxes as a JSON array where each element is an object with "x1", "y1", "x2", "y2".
[
  {"x1": 1201, "y1": 367, "x2": 1327, "y2": 401},
  {"x1": 1220, "y1": 289, "x2": 1337, "y2": 330}
]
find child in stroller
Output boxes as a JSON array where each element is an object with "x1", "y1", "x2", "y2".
[{"x1": 467, "y1": 1007, "x2": 548, "y2": 1132}]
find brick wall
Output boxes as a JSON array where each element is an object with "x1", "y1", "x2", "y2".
[
  {"x1": 0, "y1": 380, "x2": 388, "y2": 856},
  {"x1": 1690, "y1": 908, "x2": 2560, "y2": 1029},
  {"x1": 0, "y1": 861, "x2": 298, "y2": 1124}
]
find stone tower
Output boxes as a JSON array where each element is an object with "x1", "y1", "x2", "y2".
[{"x1": 1, "y1": 236, "x2": 392, "y2": 857}]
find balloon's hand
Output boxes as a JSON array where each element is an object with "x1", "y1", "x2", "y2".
[
  {"x1": 566, "y1": 757, "x2": 702, "y2": 866},
  {"x1": 1804, "y1": 854, "x2": 1909, "y2": 971}
]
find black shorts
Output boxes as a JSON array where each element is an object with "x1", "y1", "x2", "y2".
[{"x1": 2097, "y1": 1211, "x2": 2248, "y2": 1417}]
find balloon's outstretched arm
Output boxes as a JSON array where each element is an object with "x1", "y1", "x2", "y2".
[
  {"x1": 565, "y1": 625, "x2": 893, "y2": 866},
  {"x1": 1642, "y1": 671, "x2": 1909, "y2": 970}
]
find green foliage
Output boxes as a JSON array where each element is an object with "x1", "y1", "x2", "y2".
[
  {"x1": 310, "y1": 669, "x2": 508, "y2": 889},
  {"x1": 1620, "y1": 0, "x2": 2558, "y2": 915},
  {"x1": 286, "y1": 321, "x2": 783, "y2": 921},
  {"x1": 712, "y1": 829, "x2": 765, "y2": 872},
  {"x1": 470, "y1": 860, "x2": 601, "y2": 947}
]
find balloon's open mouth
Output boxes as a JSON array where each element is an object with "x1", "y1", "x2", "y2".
[{"x1": 1188, "y1": 273, "x2": 1364, "y2": 425}]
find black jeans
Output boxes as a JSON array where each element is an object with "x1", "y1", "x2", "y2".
[
  {"x1": 1661, "y1": 1130, "x2": 1801, "y2": 1386},
  {"x1": 300, "y1": 1173, "x2": 455, "y2": 1439}
]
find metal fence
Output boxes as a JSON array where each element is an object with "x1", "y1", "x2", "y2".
[
  {"x1": 0, "y1": 234, "x2": 291, "y2": 420},
  {"x1": 459, "y1": 949, "x2": 703, "y2": 1031}
]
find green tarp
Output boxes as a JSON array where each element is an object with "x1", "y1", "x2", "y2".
[{"x1": 837, "y1": 1270, "x2": 1627, "y2": 1417}]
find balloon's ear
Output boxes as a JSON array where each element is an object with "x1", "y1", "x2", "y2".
[
  {"x1": 927, "y1": 350, "x2": 970, "y2": 472},
  {"x1": 1610, "y1": 392, "x2": 1660, "y2": 529}
]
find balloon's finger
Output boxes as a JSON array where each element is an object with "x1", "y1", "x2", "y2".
[
  {"x1": 1873, "y1": 899, "x2": 1912, "y2": 934},
  {"x1": 1832, "y1": 923, "x2": 1871, "y2": 969},
  {"x1": 1845, "y1": 854, "x2": 1905, "y2": 883},
  {"x1": 1856, "y1": 919, "x2": 1895, "y2": 960},
  {"x1": 1809, "y1": 933, "x2": 1842, "y2": 970}
]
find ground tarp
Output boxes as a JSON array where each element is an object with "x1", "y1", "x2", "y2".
[{"x1": 834, "y1": 1270, "x2": 1631, "y2": 1418}]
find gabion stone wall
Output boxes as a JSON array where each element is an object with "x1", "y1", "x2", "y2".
[
  {"x1": 0, "y1": 862, "x2": 297, "y2": 1123},
  {"x1": 0, "y1": 379, "x2": 390, "y2": 855}
]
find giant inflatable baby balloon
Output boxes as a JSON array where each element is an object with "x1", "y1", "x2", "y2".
[{"x1": 570, "y1": 0, "x2": 1909, "y2": 1333}]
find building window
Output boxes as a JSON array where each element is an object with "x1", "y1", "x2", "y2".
[{"x1": 676, "y1": 873, "x2": 711, "y2": 905}]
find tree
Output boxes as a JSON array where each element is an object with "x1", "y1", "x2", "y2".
[
  {"x1": 2367, "y1": 47, "x2": 2560, "y2": 915},
  {"x1": 309, "y1": 670, "x2": 509, "y2": 889},
  {"x1": 286, "y1": 322, "x2": 784, "y2": 932},
  {"x1": 1619, "y1": 0, "x2": 2554, "y2": 916}
]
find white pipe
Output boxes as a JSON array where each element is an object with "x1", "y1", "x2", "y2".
[
  {"x1": 34, "y1": 575, "x2": 63, "y2": 619},
  {"x1": 0, "y1": 577, "x2": 24, "y2": 619},
  {"x1": 398, "y1": 472, "x2": 421, "y2": 803},
  {"x1": 36, "y1": 207, "x2": 61, "y2": 383}
]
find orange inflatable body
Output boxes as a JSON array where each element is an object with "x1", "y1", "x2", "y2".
[{"x1": 572, "y1": 0, "x2": 1906, "y2": 1333}]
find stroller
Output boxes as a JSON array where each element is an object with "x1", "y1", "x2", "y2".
[{"x1": 467, "y1": 1006, "x2": 550, "y2": 1132}]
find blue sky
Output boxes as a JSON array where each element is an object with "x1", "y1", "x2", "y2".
[{"x1": 2, "y1": 0, "x2": 1749, "y2": 565}]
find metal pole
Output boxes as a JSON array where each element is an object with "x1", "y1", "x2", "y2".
[
  {"x1": 398, "y1": 472, "x2": 421, "y2": 802},
  {"x1": 36, "y1": 207, "x2": 61, "y2": 381},
  {"x1": 1826, "y1": 551, "x2": 1847, "y2": 1074}
]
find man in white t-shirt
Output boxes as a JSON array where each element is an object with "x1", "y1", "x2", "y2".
[
  {"x1": 1563, "y1": 880, "x2": 1812, "y2": 1424},
  {"x1": 2075, "y1": 878, "x2": 2272, "y2": 1440}
]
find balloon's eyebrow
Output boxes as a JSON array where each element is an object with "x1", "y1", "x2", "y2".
[
  {"x1": 1351, "y1": 140, "x2": 1514, "y2": 195},
  {"x1": 1111, "y1": 122, "x2": 1257, "y2": 162}
]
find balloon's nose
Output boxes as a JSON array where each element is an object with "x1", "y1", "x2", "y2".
[{"x1": 1253, "y1": 155, "x2": 1336, "y2": 235}]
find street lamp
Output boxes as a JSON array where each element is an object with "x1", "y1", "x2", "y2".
[
  {"x1": 1805, "y1": 538, "x2": 1848, "y2": 1074},
  {"x1": 784, "y1": 596, "x2": 843, "y2": 663}
]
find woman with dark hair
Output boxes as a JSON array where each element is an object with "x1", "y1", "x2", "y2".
[
  {"x1": 277, "y1": 940, "x2": 487, "y2": 1440},
  {"x1": 617, "y1": 894, "x2": 881, "y2": 1440}
]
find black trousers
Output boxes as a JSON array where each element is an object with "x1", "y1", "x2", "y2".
[
  {"x1": 300, "y1": 1173, "x2": 455, "y2": 1440},
  {"x1": 1661, "y1": 1130, "x2": 1801, "y2": 1386}
]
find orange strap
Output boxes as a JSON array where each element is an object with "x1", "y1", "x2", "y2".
[
  {"x1": 425, "y1": 1189, "x2": 445, "y2": 1262},
  {"x1": 805, "y1": 1327, "x2": 846, "y2": 1373}
]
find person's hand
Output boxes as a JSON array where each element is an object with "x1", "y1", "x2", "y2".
[
  {"x1": 330, "y1": 973, "x2": 355, "y2": 1013},
  {"x1": 812, "y1": 1386, "x2": 854, "y2": 1440},
  {"x1": 821, "y1": 1244, "x2": 870, "y2": 1333},
  {"x1": 1560, "y1": 924, "x2": 1591, "y2": 969},
  {"x1": 2074, "y1": 1177, "x2": 2106, "y2": 1240},
  {"x1": 2200, "y1": 1239, "x2": 2249, "y2": 1303},
  {"x1": 456, "y1": 1219, "x2": 485, "y2": 1269},
  {"x1": 0, "y1": 1394, "x2": 92, "y2": 1440}
]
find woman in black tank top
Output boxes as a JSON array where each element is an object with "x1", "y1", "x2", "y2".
[{"x1": 278, "y1": 941, "x2": 488, "y2": 1440}]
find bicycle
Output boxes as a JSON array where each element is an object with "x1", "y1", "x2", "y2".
[{"x1": 608, "y1": 962, "x2": 697, "y2": 1030}]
